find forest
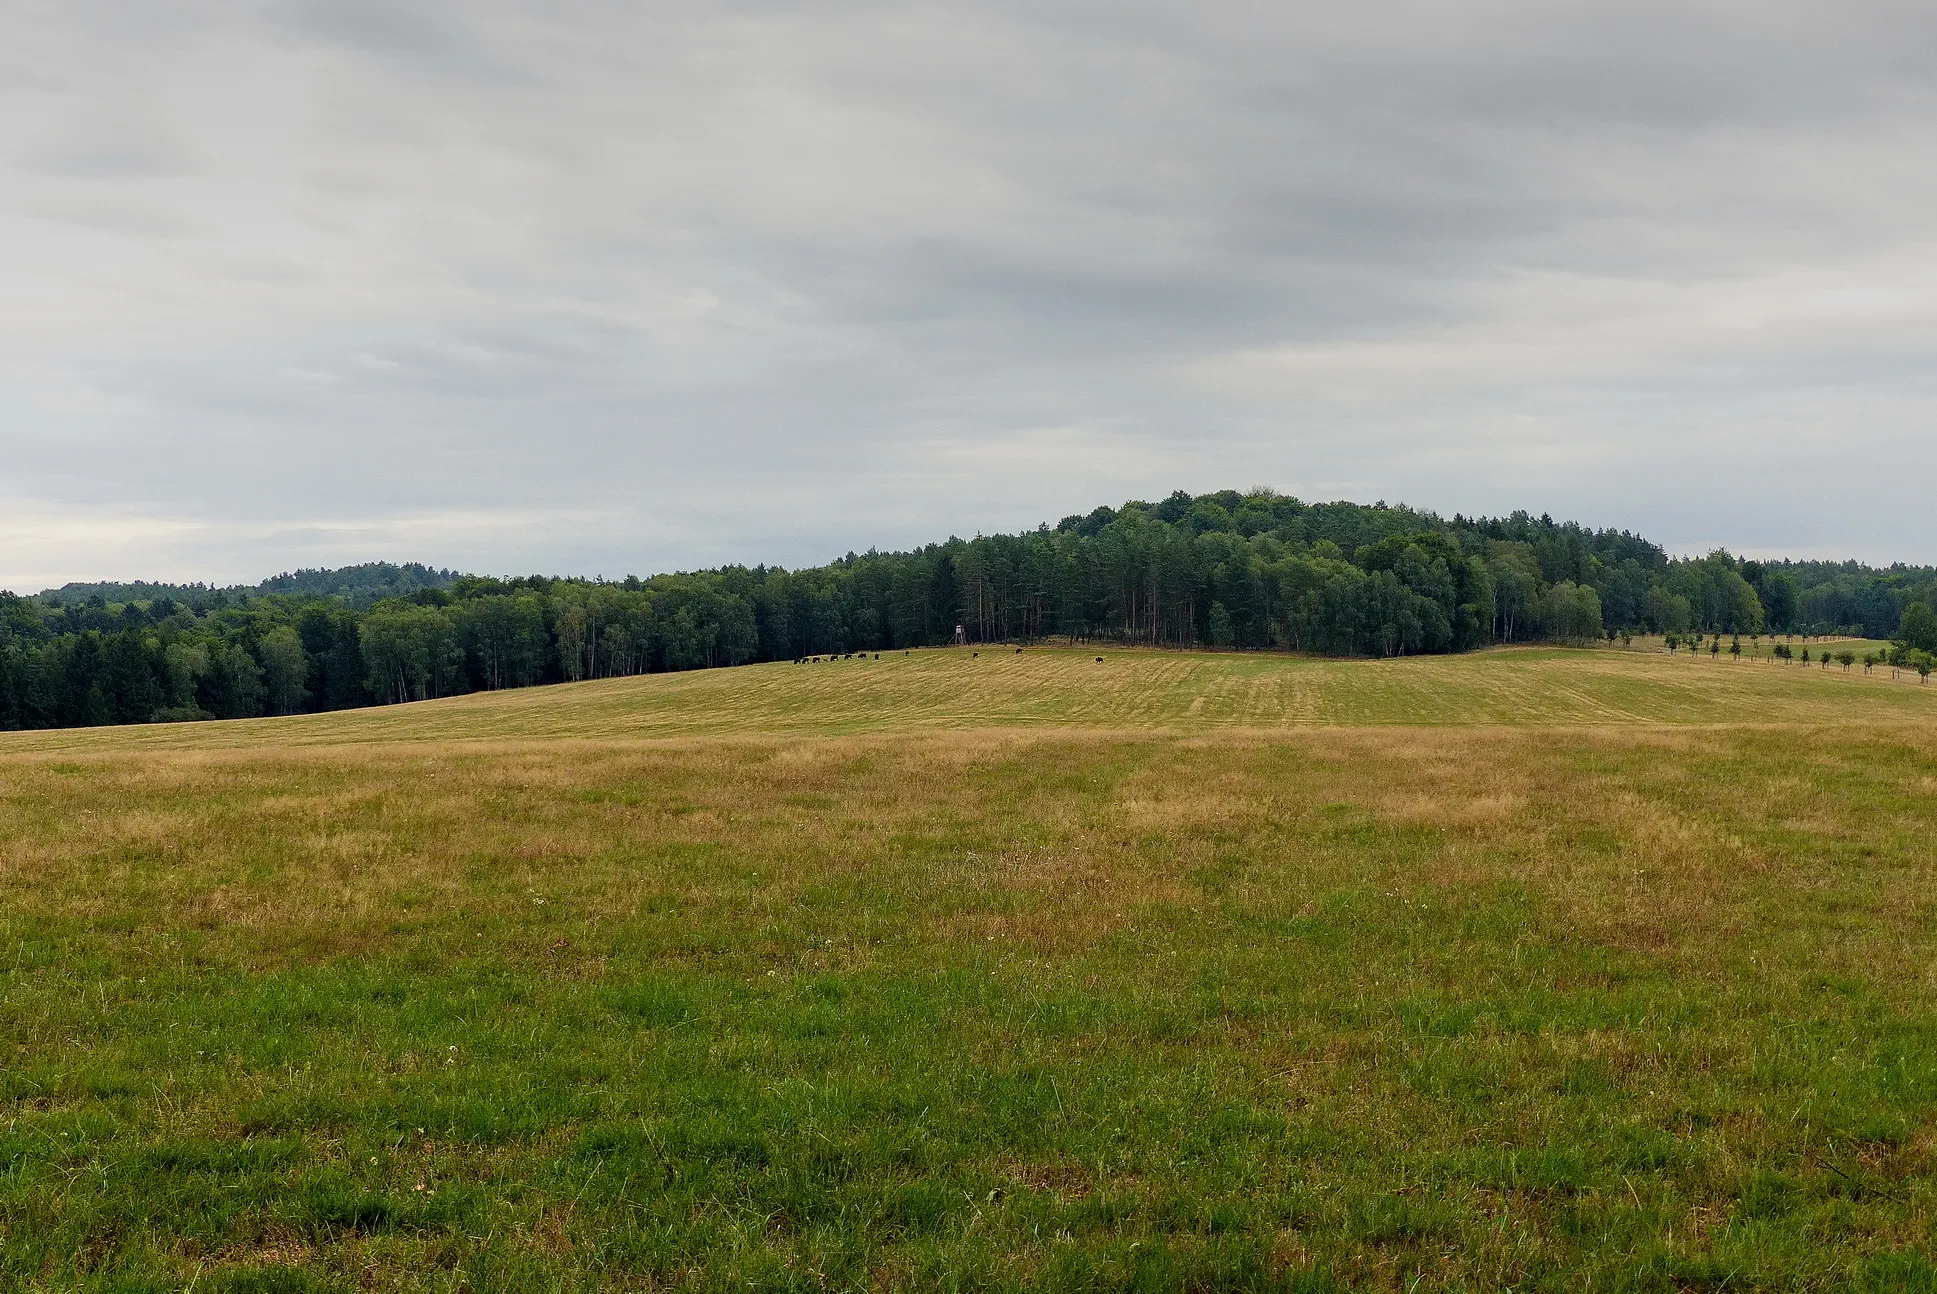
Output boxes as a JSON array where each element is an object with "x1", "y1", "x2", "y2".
[{"x1": 5, "y1": 490, "x2": 1936, "y2": 730}]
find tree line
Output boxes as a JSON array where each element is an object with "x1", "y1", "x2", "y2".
[{"x1": 4, "y1": 490, "x2": 1935, "y2": 730}]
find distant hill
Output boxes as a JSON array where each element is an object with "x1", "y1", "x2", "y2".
[
  {"x1": 38, "y1": 562, "x2": 458, "y2": 612},
  {"x1": 6, "y1": 490, "x2": 1937, "y2": 735},
  {"x1": 254, "y1": 563, "x2": 458, "y2": 606}
]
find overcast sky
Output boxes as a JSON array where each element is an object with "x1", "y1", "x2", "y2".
[{"x1": 6, "y1": 1, "x2": 1936, "y2": 590}]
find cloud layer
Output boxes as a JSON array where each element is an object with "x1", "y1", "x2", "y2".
[{"x1": 7, "y1": 1, "x2": 1936, "y2": 588}]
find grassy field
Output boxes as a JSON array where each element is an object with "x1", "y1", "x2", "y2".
[
  {"x1": 4, "y1": 644, "x2": 1934, "y2": 752},
  {"x1": 4, "y1": 647, "x2": 1937, "y2": 1291}
]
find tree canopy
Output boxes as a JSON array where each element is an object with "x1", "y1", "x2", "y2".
[{"x1": 4, "y1": 490, "x2": 1933, "y2": 732}]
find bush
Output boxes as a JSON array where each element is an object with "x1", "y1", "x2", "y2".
[{"x1": 150, "y1": 705, "x2": 213, "y2": 724}]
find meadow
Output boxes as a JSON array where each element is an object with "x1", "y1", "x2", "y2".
[
  {"x1": 4, "y1": 645, "x2": 1937, "y2": 1291},
  {"x1": 4, "y1": 642, "x2": 1933, "y2": 752}
]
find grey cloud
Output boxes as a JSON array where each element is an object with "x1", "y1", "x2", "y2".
[
  {"x1": 25, "y1": 121, "x2": 200, "y2": 178},
  {"x1": 269, "y1": 0, "x2": 477, "y2": 57},
  {"x1": 3, "y1": 1, "x2": 1936, "y2": 590},
  {"x1": 24, "y1": 198, "x2": 199, "y2": 237}
]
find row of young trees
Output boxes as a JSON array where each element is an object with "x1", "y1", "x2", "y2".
[
  {"x1": 1660, "y1": 626, "x2": 1937, "y2": 681},
  {"x1": 5, "y1": 490, "x2": 1936, "y2": 730}
]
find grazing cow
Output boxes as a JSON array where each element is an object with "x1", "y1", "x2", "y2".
[
  {"x1": 1095, "y1": 656, "x2": 1104, "y2": 662},
  {"x1": 1015, "y1": 648, "x2": 1022, "y2": 654}
]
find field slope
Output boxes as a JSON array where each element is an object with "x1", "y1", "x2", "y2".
[
  {"x1": 3, "y1": 647, "x2": 1936, "y2": 1292},
  {"x1": 4, "y1": 643, "x2": 1934, "y2": 751}
]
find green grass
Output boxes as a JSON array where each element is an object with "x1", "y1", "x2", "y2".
[{"x1": 3, "y1": 648, "x2": 1937, "y2": 1290}]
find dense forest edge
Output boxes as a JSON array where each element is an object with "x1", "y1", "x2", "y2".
[{"x1": 5, "y1": 490, "x2": 1937, "y2": 731}]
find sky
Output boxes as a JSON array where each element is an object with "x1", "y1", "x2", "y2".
[{"x1": 6, "y1": 1, "x2": 1937, "y2": 591}]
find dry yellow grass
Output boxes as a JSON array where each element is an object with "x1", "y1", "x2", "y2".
[{"x1": 1, "y1": 643, "x2": 1931, "y2": 755}]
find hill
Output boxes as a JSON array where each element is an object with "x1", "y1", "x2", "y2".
[
  {"x1": 34, "y1": 561, "x2": 457, "y2": 610},
  {"x1": 7, "y1": 485, "x2": 1937, "y2": 739},
  {"x1": 2, "y1": 640, "x2": 1935, "y2": 752}
]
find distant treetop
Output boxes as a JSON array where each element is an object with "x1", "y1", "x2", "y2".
[{"x1": 40, "y1": 562, "x2": 458, "y2": 612}]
